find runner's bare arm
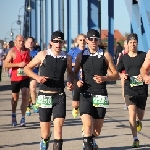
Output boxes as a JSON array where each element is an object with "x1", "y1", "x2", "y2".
[
  {"x1": 67, "y1": 54, "x2": 74, "y2": 83},
  {"x1": 104, "y1": 51, "x2": 119, "y2": 81},
  {"x1": 24, "y1": 51, "x2": 45, "y2": 79},
  {"x1": 140, "y1": 50, "x2": 150, "y2": 79},
  {"x1": 4, "y1": 49, "x2": 21, "y2": 68},
  {"x1": 107, "y1": 68, "x2": 113, "y2": 76},
  {"x1": 74, "y1": 53, "x2": 82, "y2": 81}
]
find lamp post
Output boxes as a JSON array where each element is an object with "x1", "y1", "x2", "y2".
[
  {"x1": 98, "y1": 0, "x2": 101, "y2": 38},
  {"x1": 10, "y1": 21, "x2": 16, "y2": 40},
  {"x1": 17, "y1": 6, "x2": 25, "y2": 35},
  {"x1": 26, "y1": 0, "x2": 32, "y2": 12},
  {"x1": 26, "y1": 0, "x2": 32, "y2": 36},
  {"x1": 10, "y1": 21, "x2": 20, "y2": 41},
  {"x1": 18, "y1": 2, "x2": 32, "y2": 36},
  {"x1": 4, "y1": 30, "x2": 11, "y2": 42},
  {"x1": 28, "y1": 0, "x2": 44, "y2": 50}
]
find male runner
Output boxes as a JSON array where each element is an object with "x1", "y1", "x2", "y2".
[
  {"x1": 24, "y1": 31, "x2": 73, "y2": 150},
  {"x1": 68, "y1": 33, "x2": 87, "y2": 118},
  {"x1": 25, "y1": 37, "x2": 39, "y2": 115},
  {"x1": 4, "y1": 35, "x2": 30, "y2": 126},
  {"x1": 74, "y1": 29, "x2": 118, "y2": 150},
  {"x1": 117, "y1": 33, "x2": 148, "y2": 148}
]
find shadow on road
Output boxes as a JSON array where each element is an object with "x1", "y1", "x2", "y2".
[
  {"x1": 0, "y1": 84, "x2": 11, "y2": 91},
  {"x1": 0, "y1": 142, "x2": 39, "y2": 149}
]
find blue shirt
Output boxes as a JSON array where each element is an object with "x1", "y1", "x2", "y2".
[
  {"x1": 68, "y1": 47, "x2": 86, "y2": 80},
  {"x1": 30, "y1": 49, "x2": 39, "y2": 74},
  {"x1": 67, "y1": 47, "x2": 82, "y2": 64}
]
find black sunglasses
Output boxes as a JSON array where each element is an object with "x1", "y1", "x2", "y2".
[
  {"x1": 88, "y1": 37, "x2": 99, "y2": 41},
  {"x1": 52, "y1": 40, "x2": 63, "y2": 43}
]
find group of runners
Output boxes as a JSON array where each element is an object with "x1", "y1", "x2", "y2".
[{"x1": 3, "y1": 29, "x2": 150, "y2": 150}]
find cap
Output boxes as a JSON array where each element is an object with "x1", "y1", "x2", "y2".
[
  {"x1": 51, "y1": 31, "x2": 64, "y2": 40},
  {"x1": 87, "y1": 29, "x2": 100, "y2": 38}
]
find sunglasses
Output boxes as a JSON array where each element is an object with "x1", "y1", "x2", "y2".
[
  {"x1": 52, "y1": 40, "x2": 63, "y2": 43},
  {"x1": 88, "y1": 37, "x2": 99, "y2": 41}
]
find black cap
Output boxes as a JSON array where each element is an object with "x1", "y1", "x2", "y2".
[
  {"x1": 51, "y1": 31, "x2": 64, "y2": 40},
  {"x1": 87, "y1": 29, "x2": 100, "y2": 38},
  {"x1": 127, "y1": 33, "x2": 138, "y2": 43}
]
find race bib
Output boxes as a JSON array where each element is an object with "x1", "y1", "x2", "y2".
[
  {"x1": 130, "y1": 76, "x2": 143, "y2": 87},
  {"x1": 17, "y1": 68, "x2": 26, "y2": 76},
  {"x1": 93, "y1": 95, "x2": 109, "y2": 108},
  {"x1": 37, "y1": 95, "x2": 53, "y2": 108}
]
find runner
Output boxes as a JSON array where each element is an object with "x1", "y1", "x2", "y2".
[
  {"x1": 25, "y1": 37, "x2": 39, "y2": 116},
  {"x1": 140, "y1": 50, "x2": 150, "y2": 84},
  {"x1": 117, "y1": 33, "x2": 148, "y2": 148},
  {"x1": 4, "y1": 35, "x2": 30, "y2": 126},
  {"x1": 24, "y1": 31, "x2": 73, "y2": 150},
  {"x1": 116, "y1": 40, "x2": 129, "y2": 109},
  {"x1": 67, "y1": 33, "x2": 87, "y2": 118},
  {"x1": 74, "y1": 29, "x2": 118, "y2": 150}
]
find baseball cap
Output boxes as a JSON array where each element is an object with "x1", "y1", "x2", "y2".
[
  {"x1": 87, "y1": 29, "x2": 100, "y2": 38},
  {"x1": 51, "y1": 31, "x2": 64, "y2": 40}
]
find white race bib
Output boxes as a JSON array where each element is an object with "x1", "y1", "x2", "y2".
[
  {"x1": 93, "y1": 95, "x2": 109, "y2": 108},
  {"x1": 17, "y1": 68, "x2": 26, "y2": 76},
  {"x1": 130, "y1": 76, "x2": 143, "y2": 87},
  {"x1": 37, "y1": 95, "x2": 53, "y2": 108}
]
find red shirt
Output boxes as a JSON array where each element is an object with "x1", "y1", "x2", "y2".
[{"x1": 11, "y1": 46, "x2": 30, "y2": 81}]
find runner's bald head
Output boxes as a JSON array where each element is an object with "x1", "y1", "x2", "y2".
[{"x1": 15, "y1": 35, "x2": 24, "y2": 41}]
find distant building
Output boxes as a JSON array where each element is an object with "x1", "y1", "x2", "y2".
[{"x1": 101, "y1": 30, "x2": 126, "y2": 42}]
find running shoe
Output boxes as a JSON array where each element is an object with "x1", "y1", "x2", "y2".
[
  {"x1": 124, "y1": 103, "x2": 128, "y2": 110},
  {"x1": 82, "y1": 126, "x2": 85, "y2": 150},
  {"x1": 12, "y1": 116, "x2": 17, "y2": 126},
  {"x1": 132, "y1": 139, "x2": 139, "y2": 148},
  {"x1": 20, "y1": 117, "x2": 26, "y2": 127},
  {"x1": 137, "y1": 120, "x2": 142, "y2": 132},
  {"x1": 40, "y1": 139, "x2": 49, "y2": 150},
  {"x1": 93, "y1": 142, "x2": 99, "y2": 150},
  {"x1": 32, "y1": 104, "x2": 39, "y2": 113},
  {"x1": 26, "y1": 107, "x2": 31, "y2": 116},
  {"x1": 72, "y1": 107, "x2": 79, "y2": 118},
  {"x1": 83, "y1": 142, "x2": 85, "y2": 150}
]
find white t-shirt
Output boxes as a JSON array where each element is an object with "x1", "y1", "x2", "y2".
[{"x1": 0, "y1": 49, "x2": 4, "y2": 66}]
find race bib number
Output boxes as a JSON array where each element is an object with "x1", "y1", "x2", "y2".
[
  {"x1": 37, "y1": 95, "x2": 53, "y2": 108},
  {"x1": 93, "y1": 95, "x2": 109, "y2": 108},
  {"x1": 17, "y1": 68, "x2": 26, "y2": 76},
  {"x1": 130, "y1": 76, "x2": 143, "y2": 87}
]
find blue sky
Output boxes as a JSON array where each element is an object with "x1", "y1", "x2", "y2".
[{"x1": 0, "y1": 0, "x2": 130, "y2": 42}]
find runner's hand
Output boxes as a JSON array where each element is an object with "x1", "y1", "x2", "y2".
[
  {"x1": 18, "y1": 62, "x2": 26, "y2": 67},
  {"x1": 72, "y1": 101, "x2": 79, "y2": 108},
  {"x1": 137, "y1": 74, "x2": 143, "y2": 82},
  {"x1": 120, "y1": 73, "x2": 128, "y2": 80},
  {"x1": 144, "y1": 75, "x2": 150, "y2": 84},
  {"x1": 77, "y1": 80, "x2": 83, "y2": 87},
  {"x1": 67, "y1": 82, "x2": 73, "y2": 91},
  {"x1": 36, "y1": 76, "x2": 49, "y2": 84},
  {"x1": 93, "y1": 75, "x2": 106, "y2": 83}
]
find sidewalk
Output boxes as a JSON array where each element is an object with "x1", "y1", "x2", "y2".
[{"x1": 0, "y1": 72, "x2": 150, "y2": 150}]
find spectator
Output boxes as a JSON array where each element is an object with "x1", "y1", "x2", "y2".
[
  {"x1": 114, "y1": 42, "x2": 123, "y2": 64},
  {"x1": 0, "y1": 48, "x2": 5, "y2": 81}
]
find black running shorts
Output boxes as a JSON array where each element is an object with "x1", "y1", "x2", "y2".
[
  {"x1": 39, "y1": 92, "x2": 66, "y2": 122},
  {"x1": 11, "y1": 78, "x2": 30, "y2": 93},
  {"x1": 79, "y1": 93, "x2": 106, "y2": 119},
  {"x1": 72, "y1": 86, "x2": 80, "y2": 101},
  {"x1": 125, "y1": 95, "x2": 147, "y2": 110}
]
